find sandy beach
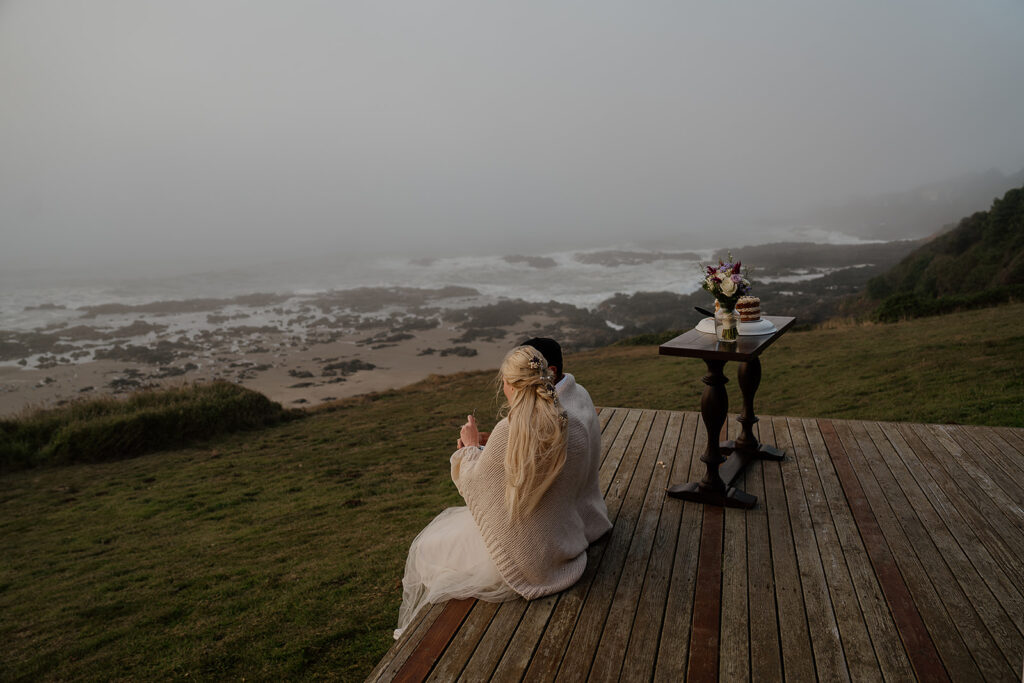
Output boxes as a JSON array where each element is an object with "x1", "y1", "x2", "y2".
[{"x1": 0, "y1": 313, "x2": 557, "y2": 417}]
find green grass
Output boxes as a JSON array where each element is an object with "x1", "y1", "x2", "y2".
[{"x1": 1, "y1": 304, "x2": 1022, "y2": 680}]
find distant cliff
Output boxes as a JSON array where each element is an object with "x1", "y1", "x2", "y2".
[{"x1": 864, "y1": 184, "x2": 1024, "y2": 321}]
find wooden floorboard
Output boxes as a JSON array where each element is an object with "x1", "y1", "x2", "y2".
[
  {"x1": 371, "y1": 412, "x2": 1024, "y2": 683},
  {"x1": 817, "y1": 419, "x2": 927, "y2": 683},
  {"x1": 651, "y1": 409, "x2": 707, "y2": 682},
  {"x1": 719, "y1": 418, "x2": 749, "y2": 683},
  {"x1": 743, "y1": 432, "x2": 784, "y2": 682},
  {"x1": 555, "y1": 410, "x2": 665, "y2": 680},
  {"x1": 619, "y1": 411, "x2": 699, "y2": 683},
  {"x1": 590, "y1": 411, "x2": 680, "y2": 682},
  {"x1": 760, "y1": 417, "x2": 817, "y2": 682},
  {"x1": 797, "y1": 418, "x2": 881, "y2": 682},
  {"x1": 966, "y1": 426, "x2": 1024, "y2": 485}
]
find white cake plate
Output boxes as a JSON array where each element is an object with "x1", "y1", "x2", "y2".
[{"x1": 695, "y1": 317, "x2": 777, "y2": 336}]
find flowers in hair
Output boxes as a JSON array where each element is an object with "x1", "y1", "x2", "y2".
[{"x1": 528, "y1": 356, "x2": 544, "y2": 370}]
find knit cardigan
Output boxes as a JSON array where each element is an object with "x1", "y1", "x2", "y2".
[{"x1": 450, "y1": 375, "x2": 612, "y2": 600}]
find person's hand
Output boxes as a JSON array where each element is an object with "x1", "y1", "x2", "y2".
[{"x1": 459, "y1": 415, "x2": 480, "y2": 448}]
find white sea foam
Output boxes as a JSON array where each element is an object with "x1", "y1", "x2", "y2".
[{"x1": 0, "y1": 230, "x2": 876, "y2": 334}]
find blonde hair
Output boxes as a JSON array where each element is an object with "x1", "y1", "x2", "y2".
[{"x1": 497, "y1": 346, "x2": 568, "y2": 519}]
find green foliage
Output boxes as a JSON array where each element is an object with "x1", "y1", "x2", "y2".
[
  {"x1": 872, "y1": 285, "x2": 1024, "y2": 322},
  {"x1": 0, "y1": 382, "x2": 294, "y2": 472},
  {"x1": 865, "y1": 185, "x2": 1024, "y2": 320}
]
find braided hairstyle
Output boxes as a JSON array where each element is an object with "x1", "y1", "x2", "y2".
[{"x1": 497, "y1": 346, "x2": 569, "y2": 519}]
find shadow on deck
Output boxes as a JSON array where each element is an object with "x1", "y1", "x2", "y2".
[{"x1": 369, "y1": 408, "x2": 1024, "y2": 682}]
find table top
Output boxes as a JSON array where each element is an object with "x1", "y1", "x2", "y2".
[{"x1": 659, "y1": 315, "x2": 796, "y2": 362}]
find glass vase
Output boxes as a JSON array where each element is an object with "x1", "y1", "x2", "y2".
[{"x1": 715, "y1": 306, "x2": 738, "y2": 342}]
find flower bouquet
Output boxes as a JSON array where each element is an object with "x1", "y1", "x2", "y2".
[{"x1": 701, "y1": 256, "x2": 751, "y2": 341}]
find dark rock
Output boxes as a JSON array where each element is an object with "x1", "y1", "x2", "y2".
[
  {"x1": 503, "y1": 254, "x2": 557, "y2": 268},
  {"x1": 439, "y1": 346, "x2": 477, "y2": 357},
  {"x1": 23, "y1": 303, "x2": 67, "y2": 311},
  {"x1": 452, "y1": 327, "x2": 508, "y2": 343},
  {"x1": 322, "y1": 359, "x2": 376, "y2": 375},
  {"x1": 93, "y1": 344, "x2": 176, "y2": 365}
]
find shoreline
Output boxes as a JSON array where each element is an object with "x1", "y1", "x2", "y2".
[
  {"x1": 0, "y1": 241, "x2": 925, "y2": 417},
  {"x1": 0, "y1": 315, "x2": 554, "y2": 417}
]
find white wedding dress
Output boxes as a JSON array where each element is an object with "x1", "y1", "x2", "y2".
[{"x1": 394, "y1": 506, "x2": 518, "y2": 639}]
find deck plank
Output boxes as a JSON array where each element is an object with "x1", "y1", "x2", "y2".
[
  {"x1": 597, "y1": 409, "x2": 644, "y2": 493},
  {"x1": 651, "y1": 409, "x2": 708, "y2": 681},
  {"x1": 760, "y1": 417, "x2": 816, "y2": 682},
  {"x1": 886, "y1": 423, "x2": 1024, "y2": 677},
  {"x1": 370, "y1": 602, "x2": 447, "y2": 682},
  {"x1": 968, "y1": 426, "x2": 1024, "y2": 484},
  {"x1": 991, "y1": 426, "x2": 1024, "y2": 461},
  {"x1": 589, "y1": 411, "x2": 682, "y2": 682},
  {"x1": 457, "y1": 600, "x2": 529, "y2": 679},
  {"x1": 801, "y1": 419, "x2": 902, "y2": 681},
  {"x1": 720, "y1": 416, "x2": 750, "y2": 682},
  {"x1": 905, "y1": 423, "x2": 1024, "y2": 540},
  {"x1": 814, "y1": 420, "x2": 920, "y2": 683},
  {"x1": 394, "y1": 599, "x2": 475, "y2": 682},
  {"x1": 490, "y1": 593, "x2": 559, "y2": 681},
  {"x1": 854, "y1": 420, "x2": 985, "y2": 681},
  {"x1": 743, "y1": 419, "x2": 784, "y2": 683},
  {"x1": 597, "y1": 408, "x2": 629, "y2": 471},
  {"x1": 425, "y1": 601, "x2": 500, "y2": 682},
  {"x1": 794, "y1": 418, "x2": 880, "y2": 680},
  {"x1": 554, "y1": 411, "x2": 666, "y2": 680},
  {"x1": 619, "y1": 411, "x2": 699, "y2": 682},
  {"x1": 929, "y1": 425, "x2": 1024, "y2": 515},
  {"x1": 775, "y1": 416, "x2": 851, "y2": 682}
]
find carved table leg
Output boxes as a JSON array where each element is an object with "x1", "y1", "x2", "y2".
[
  {"x1": 667, "y1": 358, "x2": 756, "y2": 509},
  {"x1": 719, "y1": 356, "x2": 785, "y2": 487}
]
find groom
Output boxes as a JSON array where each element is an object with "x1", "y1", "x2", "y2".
[{"x1": 522, "y1": 337, "x2": 610, "y2": 541}]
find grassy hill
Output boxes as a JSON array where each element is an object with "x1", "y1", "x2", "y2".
[
  {"x1": 864, "y1": 184, "x2": 1024, "y2": 321},
  {"x1": 2, "y1": 304, "x2": 1022, "y2": 680}
]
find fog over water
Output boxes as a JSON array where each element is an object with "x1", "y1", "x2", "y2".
[{"x1": 2, "y1": 1, "x2": 1024, "y2": 277}]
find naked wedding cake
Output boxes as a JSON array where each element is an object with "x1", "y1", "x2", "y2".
[{"x1": 736, "y1": 296, "x2": 761, "y2": 322}]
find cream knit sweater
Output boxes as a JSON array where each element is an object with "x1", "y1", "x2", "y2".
[{"x1": 450, "y1": 375, "x2": 612, "y2": 600}]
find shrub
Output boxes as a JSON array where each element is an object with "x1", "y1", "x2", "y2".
[{"x1": 0, "y1": 382, "x2": 295, "y2": 472}]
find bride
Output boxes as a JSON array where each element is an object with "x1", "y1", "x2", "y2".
[{"x1": 394, "y1": 345, "x2": 612, "y2": 638}]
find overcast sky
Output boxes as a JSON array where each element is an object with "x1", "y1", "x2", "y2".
[{"x1": 2, "y1": 0, "x2": 1023, "y2": 271}]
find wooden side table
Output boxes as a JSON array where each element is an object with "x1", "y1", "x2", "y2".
[{"x1": 659, "y1": 316, "x2": 796, "y2": 509}]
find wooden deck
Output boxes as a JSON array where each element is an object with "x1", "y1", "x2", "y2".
[{"x1": 368, "y1": 409, "x2": 1024, "y2": 682}]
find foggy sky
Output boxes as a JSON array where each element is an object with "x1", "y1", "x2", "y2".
[{"x1": 2, "y1": 0, "x2": 1024, "y2": 272}]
